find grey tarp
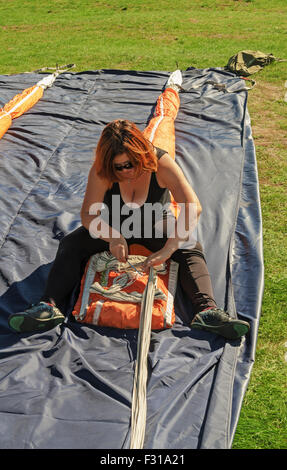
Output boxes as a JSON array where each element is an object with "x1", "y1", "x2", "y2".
[{"x1": 0, "y1": 67, "x2": 263, "y2": 449}]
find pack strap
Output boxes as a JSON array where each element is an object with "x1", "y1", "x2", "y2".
[
  {"x1": 205, "y1": 77, "x2": 256, "y2": 92},
  {"x1": 29, "y1": 63, "x2": 75, "y2": 74}
]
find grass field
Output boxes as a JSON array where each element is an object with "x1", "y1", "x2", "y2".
[{"x1": 0, "y1": 0, "x2": 286, "y2": 449}]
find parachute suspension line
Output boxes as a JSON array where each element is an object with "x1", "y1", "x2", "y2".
[
  {"x1": 130, "y1": 267, "x2": 156, "y2": 449},
  {"x1": 30, "y1": 63, "x2": 75, "y2": 74},
  {"x1": 35, "y1": 64, "x2": 76, "y2": 90}
]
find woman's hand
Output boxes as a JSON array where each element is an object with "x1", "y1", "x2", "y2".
[
  {"x1": 141, "y1": 246, "x2": 174, "y2": 271},
  {"x1": 109, "y1": 236, "x2": 128, "y2": 263}
]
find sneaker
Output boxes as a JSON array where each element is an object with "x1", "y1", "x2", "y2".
[
  {"x1": 165, "y1": 69, "x2": 183, "y2": 91},
  {"x1": 190, "y1": 308, "x2": 250, "y2": 340},
  {"x1": 8, "y1": 302, "x2": 65, "y2": 333}
]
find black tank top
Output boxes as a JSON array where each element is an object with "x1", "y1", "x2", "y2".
[{"x1": 102, "y1": 147, "x2": 172, "y2": 239}]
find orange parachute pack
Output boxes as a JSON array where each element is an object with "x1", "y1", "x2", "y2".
[{"x1": 72, "y1": 245, "x2": 179, "y2": 329}]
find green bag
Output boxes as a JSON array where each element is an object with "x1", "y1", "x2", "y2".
[{"x1": 226, "y1": 50, "x2": 285, "y2": 76}]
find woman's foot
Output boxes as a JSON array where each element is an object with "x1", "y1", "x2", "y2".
[
  {"x1": 8, "y1": 301, "x2": 65, "y2": 333},
  {"x1": 190, "y1": 308, "x2": 250, "y2": 340}
]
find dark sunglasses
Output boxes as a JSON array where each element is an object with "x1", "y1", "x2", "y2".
[{"x1": 114, "y1": 161, "x2": 134, "y2": 172}]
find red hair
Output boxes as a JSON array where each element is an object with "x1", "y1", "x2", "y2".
[{"x1": 94, "y1": 120, "x2": 158, "y2": 186}]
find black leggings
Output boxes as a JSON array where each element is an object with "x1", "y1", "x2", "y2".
[{"x1": 41, "y1": 226, "x2": 217, "y2": 316}]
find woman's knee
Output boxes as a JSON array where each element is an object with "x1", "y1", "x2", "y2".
[{"x1": 171, "y1": 240, "x2": 205, "y2": 262}]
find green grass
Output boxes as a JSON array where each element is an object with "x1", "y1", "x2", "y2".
[
  {"x1": 1, "y1": 0, "x2": 287, "y2": 74},
  {"x1": 0, "y1": 0, "x2": 286, "y2": 449}
]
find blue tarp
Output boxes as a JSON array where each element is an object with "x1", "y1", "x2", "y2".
[{"x1": 0, "y1": 68, "x2": 264, "y2": 449}]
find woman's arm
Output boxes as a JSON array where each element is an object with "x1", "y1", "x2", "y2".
[
  {"x1": 80, "y1": 165, "x2": 128, "y2": 262},
  {"x1": 142, "y1": 154, "x2": 202, "y2": 268},
  {"x1": 159, "y1": 153, "x2": 202, "y2": 248},
  {"x1": 80, "y1": 164, "x2": 109, "y2": 232},
  {"x1": 156, "y1": 153, "x2": 202, "y2": 215}
]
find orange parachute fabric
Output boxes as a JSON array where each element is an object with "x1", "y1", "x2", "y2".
[
  {"x1": 72, "y1": 86, "x2": 182, "y2": 330},
  {"x1": 0, "y1": 68, "x2": 74, "y2": 139},
  {"x1": 143, "y1": 87, "x2": 180, "y2": 159},
  {"x1": 143, "y1": 87, "x2": 181, "y2": 218},
  {"x1": 0, "y1": 112, "x2": 12, "y2": 139},
  {"x1": 0, "y1": 83, "x2": 46, "y2": 139}
]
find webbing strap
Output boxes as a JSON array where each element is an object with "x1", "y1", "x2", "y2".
[
  {"x1": 130, "y1": 267, "x2": 156, "y2": 449},
  {"x1": 205, "y1": 78, "x2": 256, "y2": 92},
  {"x1": 27, "y1": 63, "x2": 75, "y2": 74}
]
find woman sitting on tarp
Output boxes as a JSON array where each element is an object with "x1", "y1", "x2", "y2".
[{"x1": 8, "y1": 71, "x2": 249, "y2": 340}]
